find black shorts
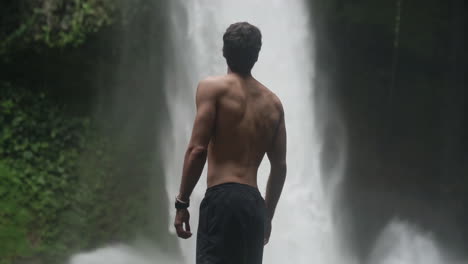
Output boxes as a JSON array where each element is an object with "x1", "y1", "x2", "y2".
[{"x1": 196, "y1": 182, "x2": 266, "y2": 264}]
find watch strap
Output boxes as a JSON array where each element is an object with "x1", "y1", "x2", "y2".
[{"x1": 175, "y1": 196, "x2": 190, "y2": 209}]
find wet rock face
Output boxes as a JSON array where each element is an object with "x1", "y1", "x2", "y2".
[{"x1": 310, "y1": 0, "x2": 467, "y2": 258}]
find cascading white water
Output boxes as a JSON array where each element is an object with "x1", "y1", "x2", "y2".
[{"x1": 162, "y1": 1, "x2": 346, "y2": 263}]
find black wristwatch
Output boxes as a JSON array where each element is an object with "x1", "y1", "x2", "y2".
[{"x1": 175, "y1": 196, "x2": 190, "y2": 210}]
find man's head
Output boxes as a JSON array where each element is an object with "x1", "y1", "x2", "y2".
[{"x1": 223, "y1": 22, "x2": 262, "y2": 75}]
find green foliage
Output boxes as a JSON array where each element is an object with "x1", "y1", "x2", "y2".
[
  {"x1": 34, "y1": 0, "x2": 115, "y2": 48},
  {"x1": 0, "y1": 0, "x2": 116, "y2": 55},
  {"x1": 0, "y1": 84, "x2": 90, "y2": 262},
  {"x1": 0, "y1": 163, "x2": 33, "y2": 260},
  {"x1": 0, "y1": 84, "x2": 150, "y2": 264}
]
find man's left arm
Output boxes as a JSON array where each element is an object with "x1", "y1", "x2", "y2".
[{"x1": 174, "y1": 80, "x2": 217, "y2": 239}]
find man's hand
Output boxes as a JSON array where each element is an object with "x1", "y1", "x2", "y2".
[
  {"x1": 264, "y1": 219, "x2": 272, "y2": 245},
  {"x1": 174, "y1": 208, "x2": 192, "y2": 239}
]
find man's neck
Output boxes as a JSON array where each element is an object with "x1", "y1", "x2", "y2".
[{"x1": 227, "y1": 67, "x2": 252, "y2": 78}]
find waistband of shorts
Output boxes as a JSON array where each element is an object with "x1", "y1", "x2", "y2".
[{"x1": 206, "y1": 182, "x2": 261, "y2": 195}]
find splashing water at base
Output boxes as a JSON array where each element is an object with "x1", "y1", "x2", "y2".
[
  {"x1": 69, "y1": 244, "x2": 178, "y2": 264},
  {"x1": 368, "y1": 220, "x2": 466, "y2": 264},
  {"x1": 66, "y1": 222, "x2": 464, "y2": 264}
]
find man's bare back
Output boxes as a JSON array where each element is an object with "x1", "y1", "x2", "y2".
[
  {"x1": 204, "y1": 74, "x2": 283, "y2": 188},
  {"x1": 175, "y1": 71, "x2": 287, "y2": 236}
]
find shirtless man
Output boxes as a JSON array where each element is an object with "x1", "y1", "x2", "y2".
[{"x1": 174, "y1": 22, "x2": 287, "y2": 264}]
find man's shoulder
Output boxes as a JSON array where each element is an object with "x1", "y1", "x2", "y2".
[
  {"x1": 196, "y1": 75, "x2": 231, "y2": 99},
  {"x1": 260, "y1": 85, "x2": 283, "y2": 112},
  {"x1": 197, "y1": 75, "x2": 231, "y2": 95},
  {"x1": 199, "y1": 75, "x2": 233, "y2": 87}
]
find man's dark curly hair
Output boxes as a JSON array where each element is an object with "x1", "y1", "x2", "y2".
[{"x1": 223, "y1": 22, "x2": 262, "y2": 75}]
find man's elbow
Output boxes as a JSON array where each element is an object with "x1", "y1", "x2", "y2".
[{"x1": 187, "y1": 145, "x2": 208, "y2": 160}]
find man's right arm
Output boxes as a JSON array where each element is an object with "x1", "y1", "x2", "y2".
[{"x1": 265, "y1": 104, "x2": 287, "y2": 224}]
